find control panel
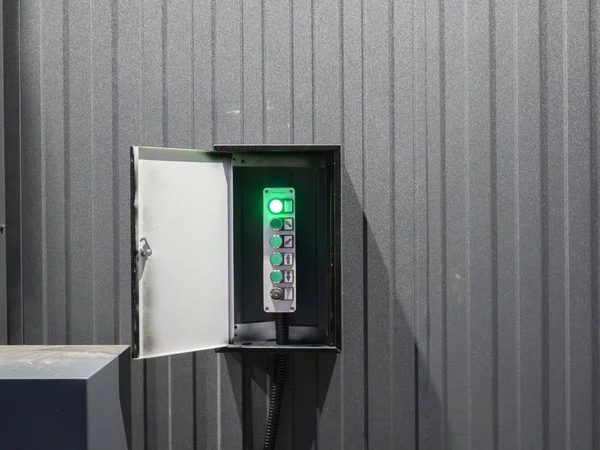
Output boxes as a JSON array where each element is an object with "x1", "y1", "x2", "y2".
[
  {"x1": 132, "y1": 144, "x2": 341, "y2": 356},
  {"x1": 263, "y1": 188, "x2": 296, "y2": 313}
]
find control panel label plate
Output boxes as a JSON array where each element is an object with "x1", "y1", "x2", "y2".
[{"x1": 263, "y1": 188, "x2": 296, "y2": 313}]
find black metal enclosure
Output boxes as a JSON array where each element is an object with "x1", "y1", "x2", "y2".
[
  {"x1": 218, "y1": 145, "x2": 341, "y2": 353},
  {"x1": 130, "y1": 144, "x2": 341, "y2": 356},
  {"x1": 2, "y1": 0, "x2": 600, "y2": 449}
]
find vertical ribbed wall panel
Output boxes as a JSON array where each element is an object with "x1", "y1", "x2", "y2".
[
  {"x1": 4, "y1": 0, "x2": 599, "y2": 448},
  {"x1": 0, "y1": 0, "x2": 5, "y2": 346}
]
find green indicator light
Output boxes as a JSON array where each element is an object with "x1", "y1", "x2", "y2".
[
  {"x1": 270, "y1": 218, "x2": 283, "y2": 231},
  {"x1": 269, "y1": 199, "x2": 283, "y2": 214},
  {"x1": 270, "y1": 270, "x2": 284, "y2": 283},
  {"x1": 269, "y1": 235, "x2": 283, "y2": 248},
  {"x1": 270, "y1": 252, "x2": 283, "y2": 266}
]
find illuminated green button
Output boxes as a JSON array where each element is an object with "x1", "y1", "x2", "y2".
[
  {"x1": 270, "y1": 252, "x2": 283, "y2": 266},
  {"x1": 270, "y1": 218, "x2": 284, "y2": 231},
  {"x1": 269, "y1": 235, "x2": 283, "y2": 248},
  {"x1": 283, "y1": 199, "x2": 293, "y2": 213},
  {"x1": 270, "y1": 270, "x2": 284, "y2": 283},
  {"x1": 269, "y1": 199, "x2": 283, "y2": 214}
]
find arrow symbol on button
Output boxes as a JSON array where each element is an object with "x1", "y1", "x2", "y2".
[
  {"x1": 284, "y1": 253, "x2": 293, "y2": 265},
  {"x1": 285, "y1": 272, "x2": 292, "y2": 282}
]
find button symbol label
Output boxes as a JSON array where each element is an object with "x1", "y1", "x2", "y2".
[
  {"x1": 284, "y1": 271, "x2": 294, "y2": 283},
  {"x1": 283, "y1": 218, "x2": 294, "y2": 230},
  {"x1": 283, "y1": 236, "x2": 294, "y2": 248},
  {"x1": 284, "y1": 288, "x2": 294, "y2": 300},
  {"x1": 284, "y1": 253, "x2": 293, "y2": 266}
]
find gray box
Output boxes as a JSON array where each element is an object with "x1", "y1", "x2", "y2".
[{"x1": 0, "y1": 346, "x2": 131, "y2": 450}]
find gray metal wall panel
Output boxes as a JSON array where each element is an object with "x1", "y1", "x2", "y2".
[
  {"x1": 494, "y1": 0, "x2": 519, "y2": 447},
  {"x1": 20, "y1": 0, "x2": 43, "y2": 345},
  {"x1": 313, "y1": 3, "x2": 344, "y2": 450},
  {"x1": 0, "y1": 0, "x2": 4, "y2": 346},
  {"x1": 3, "y1": 0, "x2": 22, "y2": 346},
  {"x1": 115, "y1": 1, "x2": 144, "y2": 448},
  {"x1": 339, "y1": 1, "x2": 366, "y2": 448},
  {"x1": 5, "y1": 0, "x2": 599, "y2": 449},
  {"x1": 42, "y1": 0, "x2": 68, "y2": 346}
]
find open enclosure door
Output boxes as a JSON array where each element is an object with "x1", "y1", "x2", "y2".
[{"x1": 131, "y1": 147, "x2": 232, "y2": 359}]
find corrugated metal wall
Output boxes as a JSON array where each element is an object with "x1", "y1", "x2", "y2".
[
  {"x1": 0, "y1": 0, "x2": 6, "y2": 346},
  {"x1": 3, "y1": 0, "x2": 599, "y2": 448}
]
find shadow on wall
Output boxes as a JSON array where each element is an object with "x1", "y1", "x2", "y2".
[
  {"x1": 226, "y1": 352, "x2": 337, "y2": 450},
  {"x1": 223, "y1": 164, "x2": 447, "y2": 449}
]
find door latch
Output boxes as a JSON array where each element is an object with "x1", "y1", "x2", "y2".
[
  {"x1": 139, "y1": 238, "x2": 152, "y2": 258},
  {"x1": 137, "y1": 238, "x2": 152, "y2": 281}
]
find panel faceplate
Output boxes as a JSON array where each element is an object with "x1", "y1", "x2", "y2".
[{"x1": 263, "y1": 188, "x2": 296, "y2": 313}]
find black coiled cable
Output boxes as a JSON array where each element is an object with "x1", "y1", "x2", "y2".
[
  {"x1": 263, "y1": 314, "x2": 288, "y2": 450},
  {"x1": 275, "y1": 313, "x2": 289, "y2": 345}
]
